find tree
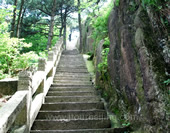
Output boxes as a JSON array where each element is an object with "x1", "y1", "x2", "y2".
[
  {"x1": 10, "y1": 0, "x2": 17, "y2": 37},
  {"x1": 16, "y1": 0, "x2": 25, "y2": 38},
  {"x1": 76, "y1": 0, "x2": 106, "y2": 53},
  {"x1": 59, "y1": 0, "x2": 76, "y2": 48},
  {"x1": 78, "y1": 0, "x2": 83, "y2": 53},
  {"x1": 47, "y1": 0, "x2": 57, "y2": 50}
]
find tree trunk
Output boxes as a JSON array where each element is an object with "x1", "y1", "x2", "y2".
[
  {"x1": 63, "y1": 8, "x2": 67, "y2": 50},
  {"x1": 16, "y1": 0, "x2": 25, "y2": 38},
  {"x1": 59, "y1": 8, "x2": 63, "y2": 37},
  {"x1": 63, "y1": 23, "x2": 66, "y2": 49},
  {"x1": 59, "y1": 27, "x2": 63, "y2": 37},
  {"x1": 78, "y1": 0, "x2": 83, "y2": 53},
  {"x1": 19, "y1": 7, "x2": 26, "y2": 38},
  {"x1": 10, "y1": 0, "x2": 17, "y2": 38},
  {"x1": 47, "y1": 0, "x2": 56, "y2": 50}
]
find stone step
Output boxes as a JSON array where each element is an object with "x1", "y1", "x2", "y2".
[
  {"x1": 58, "y1": 64, "x2": 86, "y2": 67},
  {"x1": 61, "y1": 54, "x2": 82, "y2": 56},
  {"x1": 58, "y1": 65, "x2": 86, "y2": 68},
  {"x1": 60, "y1": 56, "x2": 82, "y2": 58},
  {"x1": 60, "y1": 56, "x2": 83, "y2": 59},
  {"x1": 49, "y1": 87, "x2": 95, "y2": 92},
  {"x1": 58, "y1": 66, "x2": 87, "y2": 69},
  {"x1": 59, "y1": 61, "x2": 85, "y2": 64},
  {"x1": 51, "y1": 85, "x2": 94, "y2": 88},
  {"x1": 59, "y1": 59, "x2": 84, "y2": 61},
  {"x1": 55, "y1": 72, "x2": 90, "y2": 76},
  {"x1": 45, "y1": 96, "x2": 100, "y2": 103},
  {"x1": 56, "y1": 69, "x2": 88, "y2": 73},
  {"x1": 53, "y1": 77, "x2": 90, "y2": 81},
  {"x1": 36, "y1": 110, "x2": 108, "y2": 120},
  {"x1": 31, "y1": 119, "x2": 111, "y2": 130},
  {"x1": 58, "y1": 62, "x2": 85, "y2": 65},
  {"x1": 47, "y1": 91, "x2": 96, "y2": 96},
  {"x1": 52, "y1": 83, "x2": 93, "y2": 86},
  {"x1": 30, "y1": 128, "x2": 115, "y2": 133},
  {"x1": 60, "y1": 54, "x2": 83, "y2": 56},
  {"x1": 53, "y1": 78, "x2": 90, "y2": 81},
  {"x1": 55, "y1": 71, "x2": 90, "y2": 74},
  {"x1": 51, "y1": 84, "x2": 93, "y2": 88},
  {"x1": 40, "y1": 102, "x2": 104, "y2": 111},
  {"x1": 53, "y1": 80, "x2": 91, "y2": 83},
  {"x1": 62, "y1": 50, "x2": 79, "y2": 55},
  {"x1": 54, "y1": 75, "x2": 91, "y2": 79},
  {"x1": 56, "y1": 71, "x2": 88, "y2": 73},
  {"x1": 52, "y1": 82, "x2": 92, "y2": 86}
]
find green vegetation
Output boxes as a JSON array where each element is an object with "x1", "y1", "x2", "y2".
[
  {"x1": 141, "y1": 0, "x2": 169, "y2": 13},
  {"x1": 164, "y1": 79, "x2": 170, "y2": 86},
  {"x1": 0, "y1": 8, "x2": 39, "y2": 79},
  {"x1": 91, "y1": 5, "x2": 112, "y2": 44},
  {"x1": 115, "y1": 0, "x2": 120, "y2": 6},
  {"x1": 90, "y1": 4, "x2": 112, "y2": 80},
  {"x1": 98, "y1": 37, "x2": 110, "y2": 77},
  {"x1": 0, "y1": 0, "x2": 77, "y2": 79}
]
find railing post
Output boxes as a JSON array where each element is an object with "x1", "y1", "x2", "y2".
[
  {"x1": 48, "y1": 51, "x2": 54, "y2": 61},
  {"x1": 15, "y1": 71, "x2": 32, "y2": 132},
  {"x1": 48, "y1": 51, "x2": 55, "y2": 78},
  {"x1": 18, "y1": 71, "x2": 32, "y2": 91},
  {"x1": 38, "y1": 58, "x2": 46, "y2": 71},
  {"x1": 52, "y1": 47, "x2": 57, "y2": 55},
  {"x1": 37, "y1": 58, "x2": 46, "y2": 94}
]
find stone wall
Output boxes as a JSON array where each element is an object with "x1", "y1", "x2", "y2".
[{"x1": 105, "y1": 0, "x2": 169, "y2": 132}]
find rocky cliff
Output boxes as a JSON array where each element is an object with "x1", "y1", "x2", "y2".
[
  {"x1": 106, "y1": 0, "x2": 169, "y2": 132},
  {"x1": 80, "y1": 0, "x2": 169, "y2": 132}
]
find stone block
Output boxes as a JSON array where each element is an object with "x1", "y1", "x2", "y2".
[
  {"x1": 18, "y1": 71, "x2": 32, "y2": 91},
  {"x1": 38, "y1": 58, "x2": 46, "y2": 71},
  {"x1": 48, "y1": 51, "x2": 54, "y2": 61},
  {"x1": 0, "y1": 79, "x2": 18, "y2": 95}
]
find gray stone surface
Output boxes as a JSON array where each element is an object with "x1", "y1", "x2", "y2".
[
  {"x1": 31, "y1": 50, "x2": 113, "y2": 132},
  {"x1": 40, "y1": 102, "x2": 105, "y2": 111},
  {"x1": 103, "y1": 0, "x2": 169, "y2": 132},
  {"x1": 0, "y1": 91, "x2": 27, "y2": 133},
  {"x1": 0, "y1": 79, "x2": 18, "y2": 95},
  {"x1": 45, "y1": 96, "x2": 100, "y2": 103},
  {"x1": 47, "y1": 91, "x2": 96, "y2": 96},
  {"x1": 36, "y1": 110, "x2": 108, "y2": 119},
  {"x1": 49, "y1": 87, "x2": 95, "y2": 92},
  {"x1": 38, "y1": 58, "x2": 47, "y2": 71},
  {"x1": 32, "y1": 119, "x2": 111, "y2": 130},
  {"x1": 94, "y1": 40, "x2": 104, "y2": 86},
  {"x1": 30, "y1": 128, "x2": 115, "y2": 133}
]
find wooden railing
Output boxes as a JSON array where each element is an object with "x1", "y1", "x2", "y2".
[{"x1": 0, "y1": 37, "x2": 64, "y2": 133}]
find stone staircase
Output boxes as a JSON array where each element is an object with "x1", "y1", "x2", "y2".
[{"x1": 31, "y1": 50, "x2": 114, "y2": 133}]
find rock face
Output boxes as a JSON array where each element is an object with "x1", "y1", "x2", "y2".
[
  {"x1": 76, "y1": 19, "x2": 94, "y2": 53},
  {"x1": 106, "y1": 0, "x2": 169, "y2": 132},
  {"x1": 94, "y1": 40, "x2": 104, "y2": 86}
]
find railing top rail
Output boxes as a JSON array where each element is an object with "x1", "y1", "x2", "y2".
[{"x1": 0, "y1": 91, "x2": 28, "y2": 133}]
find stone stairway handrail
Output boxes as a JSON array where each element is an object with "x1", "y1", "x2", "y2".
[{"x1": 0, "y1": 37, "x2": 64, "y2": 133}]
